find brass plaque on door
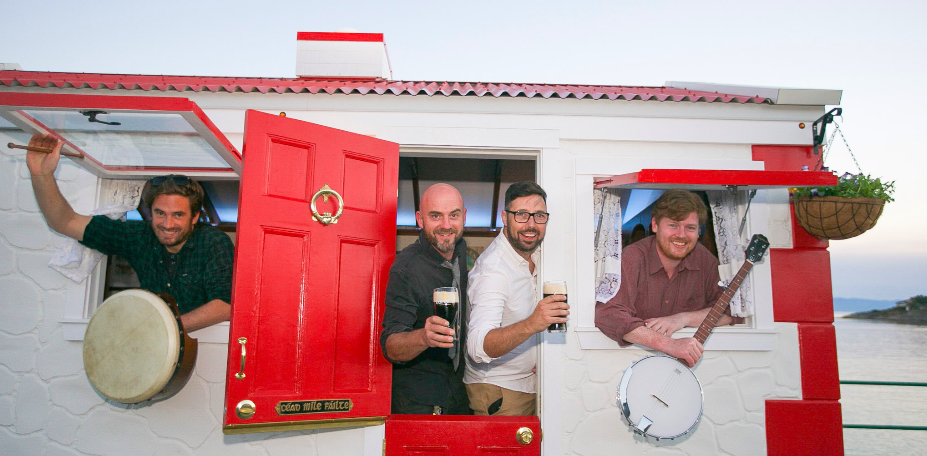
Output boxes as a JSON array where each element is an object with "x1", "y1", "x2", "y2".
[{"x1": 275, "y1": 399, "x2": 353, "y2": 416}]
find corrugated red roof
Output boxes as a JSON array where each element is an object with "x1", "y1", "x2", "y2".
[{"x1": 0, "y1": 71, "x2": 769, "y2": 103}]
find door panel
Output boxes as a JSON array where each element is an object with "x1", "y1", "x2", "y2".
[
  {"x1": 224, "y1": 110, "x2": 398, "y2": 433},
  {"x1": 386, "y1": 415, "x2": 541, "y2": 456}
]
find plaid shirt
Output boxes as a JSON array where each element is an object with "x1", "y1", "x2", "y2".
[{"x1": 80, "y1": 216, "x2": 234, "y2": 314}]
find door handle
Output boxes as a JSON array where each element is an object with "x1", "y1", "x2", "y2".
[
  {"x1": 310, "y1": 183, "x2": 344, "y2": 226},
  {"x1": 235, "y1": 337, "x2": 247, "y2": 379},
  {"x1": 516, "y1": 427, "x2": 534, "y2": 445}
]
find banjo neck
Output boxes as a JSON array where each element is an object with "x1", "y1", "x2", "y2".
[
  {"x1": 692, "y1": 233, "x2": 768, "y2": 345},
  {"x1": 693, "y1": 260, "x2": 754, "y2": 345}
]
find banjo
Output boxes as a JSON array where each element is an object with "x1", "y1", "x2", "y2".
[{"x1": 617, "y1": 234, "x2": 769, "y2": 440}]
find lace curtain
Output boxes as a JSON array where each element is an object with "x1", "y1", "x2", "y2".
[
  {"x1": 706, "y1": 190, "x2": 754, "y2": 317},
  {"x1": 49, "y1": 179, "x2": 146, "y2": 283},
  {"x1": 593, "y1": 188, "x2": 622, "y2": 303}
]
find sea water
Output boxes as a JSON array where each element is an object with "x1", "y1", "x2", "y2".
[{"x1": 836, "y1": 316, "x2": 927, "y2": 455}]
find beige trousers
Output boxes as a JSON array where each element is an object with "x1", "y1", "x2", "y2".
[{"x1": 465, "y1": 383, "x2": 536, "y2": 416}]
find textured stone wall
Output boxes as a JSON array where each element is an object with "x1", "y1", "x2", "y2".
[
  {"x1": 0, "y1": 130, "x2": 369, "y2": 455},
  {"x1": 558, "y1": 324, "x2": 801, "y2": 455}
]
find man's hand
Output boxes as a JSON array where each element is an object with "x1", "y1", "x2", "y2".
[
  {"x1": 644, "y1": 313, "x2": 690, "y2": 337},
  {"x1": 25, "y1": 134, "x2": 91, "y2": 240},
  {"x1": 420, "y1": 315, "x2": 455, "y2": 349},
  {"x1": 622, "y1": 324, "x2": 704, "y2": 367},
  {"x1": 662, "y1": 337, "x2": 704, "y2": 368},
  {"x1": 25, "y1": 134, "x2": 62, "y2": 178},
  {"x1": 480, "y1": 295, "x2": 568, "y2": 359},
  {"x1": 524, "y1": 294, "x2": 569, "y2": 334},
  {"x1": 385, "y1": 316, "x2": 456, "y2": 362}
]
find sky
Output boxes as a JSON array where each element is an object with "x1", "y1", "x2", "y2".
[{"x1": 2, "y1": 0, "x2": 924, "y2": 301}]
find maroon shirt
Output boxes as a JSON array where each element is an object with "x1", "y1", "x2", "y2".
[{"x1": 595, "y1": 236, "x2": 726, "y2": 346}]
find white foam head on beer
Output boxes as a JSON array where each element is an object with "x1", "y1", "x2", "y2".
[
  {"x1": 433, "y1": 290, "x2": 459, "y2": 303},
  {"x1": 543, "y1": 282, "x2": 567, "y2": 295}
]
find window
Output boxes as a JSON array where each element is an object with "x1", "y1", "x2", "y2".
[
  {"x1": 0, "y1": 93, "x2": 243, "y2": 342},
  {"x1": 572, "y1": 158, "x2": 835, "y2": 351}
]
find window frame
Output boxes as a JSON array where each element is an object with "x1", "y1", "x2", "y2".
[{"x1": 573, "y1": 157, "x2": 783, "y2": 351}]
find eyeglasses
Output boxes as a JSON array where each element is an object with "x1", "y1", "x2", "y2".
[
  {"x1": 505, "y1": 210, "x2": 550, "y2": 224},
  {"x1": 149, "y1": 175, "x2": 191, "y2": 187}
]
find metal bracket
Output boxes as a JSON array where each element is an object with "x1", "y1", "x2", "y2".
[{"x1": 812, "y1": 107, "x2": 842, "y2": 155}]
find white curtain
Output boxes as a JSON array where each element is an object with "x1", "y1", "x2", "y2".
[
  {"x1": 593, "y1": 188, "x2": 622, "y2": 303},
  {"x1": 706, "y1": 190, "x2": 754, "y2": 317},
  {"x1": 49, "y1": 179, "x2": 146, "y2": 283}
]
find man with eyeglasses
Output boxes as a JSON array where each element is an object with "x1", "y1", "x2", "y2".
[
  {"x1": 594, "y1": 190, "x2": 740, "y2": 367},
  {"x1": 464, "y1": 181, "x2": 568, "y2": 416},
  {"x1": 25, "y1": 134, "x2": 234, "y2": 331}
]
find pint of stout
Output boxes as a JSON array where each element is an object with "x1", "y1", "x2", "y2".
[
  {"x1": 433, "y1": 287, "x2": 459, "y2": 329},
  {"x1": 543, "y1": 280, "x2": 567, "y2": 332}
]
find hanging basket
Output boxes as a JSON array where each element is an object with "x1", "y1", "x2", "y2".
[{"x1": 792, "y1": 195, "x2": 885, "y2": 240}]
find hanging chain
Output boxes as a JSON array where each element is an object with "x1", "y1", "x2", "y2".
[
  {"x1": 822, "y1": 127, "x2": 838, "y2": 165},
  {"x1": 831, "y1": 122, "x2": 864, "y2": 174}
]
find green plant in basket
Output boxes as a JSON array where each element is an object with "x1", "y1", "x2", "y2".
[
  {"x1": 791, "y1": 172, "x2": 895, "y2": 240},
  {"x1": 792, "y1": 172, "x2": 896, "y2": 202}
]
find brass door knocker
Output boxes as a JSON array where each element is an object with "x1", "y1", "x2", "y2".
[{"x1": 310, "y1": 184, "x2": 344, "y2": 226}]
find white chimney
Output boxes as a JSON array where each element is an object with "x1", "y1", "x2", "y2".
[{"x1": 295, "y1": 31, "x2": 392, "y2": 80}]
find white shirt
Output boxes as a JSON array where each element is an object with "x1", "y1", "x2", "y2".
[{"x1": 464, "y1": 232, "x2": 540, "y2": 394}]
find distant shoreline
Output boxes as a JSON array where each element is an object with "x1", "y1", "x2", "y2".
[{"x1": 840, "y1": 296, "x2": 927, "y2": 325}]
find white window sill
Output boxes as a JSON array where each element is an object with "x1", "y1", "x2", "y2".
[
  {"x1": 574, "y1": 325, "x2": 777, "y2": 351},
  {"x1": 61, "y1": 318, "x2": 231, "y2": 344}
]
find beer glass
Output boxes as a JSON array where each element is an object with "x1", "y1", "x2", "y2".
[
  {"x1": 433, "y1": 287, "x2": 460, "y2": 338},
  {"x1": 543, "y1": 281, "x2": 567, "y2": 332}
]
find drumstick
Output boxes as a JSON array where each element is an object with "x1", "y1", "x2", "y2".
[{"x1": 7, "y1": 142, "x2": 84, "y2": 158}]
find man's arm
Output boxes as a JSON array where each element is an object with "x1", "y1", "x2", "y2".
[
  {"x1": 644, "y1": 308, "x2": 733, "y2": 337},
  {"x1": 26, "y1": 134, "x2": 91, "y2": 240},
  {"x1": 380, "y1": 263, "x2": 455, "y2": 363},
  {"x1": 481, "y1": 294, "x2": 567, "y2": 359},
  {"x1": 384, "y1": 316, "x2": 454, "y2": 362},
  {"x1": 627, "y1": 309, "x2": 733, "y2": 367},
  {"x1": 180, "y1": 299, "x2": 230, "y2": 332},
  {"x1": 622, "y1": 325, "x2": 704, "y2": 367}
]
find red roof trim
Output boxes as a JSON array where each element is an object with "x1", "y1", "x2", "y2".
[
  {"x1": 0, "y1": 71, "x2": 770, "y2": 104},
  {"x1": 297, "y1": 32, "x2": 383, "y2": 42}
]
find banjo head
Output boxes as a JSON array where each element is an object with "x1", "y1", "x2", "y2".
[
  {"x1": 83, "y1": 289, "x2": 181, "y2": 403},
  {"x1": 617, "y1": 355, "x2": 704, "y2": 440}
]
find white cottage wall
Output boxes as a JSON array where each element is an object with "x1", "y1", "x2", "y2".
[{"x1": 1, "y1": 88, "x2": 816, "y2": 455}]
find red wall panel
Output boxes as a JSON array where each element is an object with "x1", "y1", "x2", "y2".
[
  {"x1": 798, "y1": 323, "x2": 841, "y2": 400},
  {"x1": 766, "y1": 400, "x2": 844, "y2": 456},
  {"x1": 770, "y1": 248, "x2": 835, "y2": 323},
  {"x1": 752, "y1": 145, "x2": 819, "y2": 172}
]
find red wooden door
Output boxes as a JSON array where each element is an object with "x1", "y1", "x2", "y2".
[
  {"x1": 386, "y1": 416, "x2": 542, "y2": 455},
  {"x1": 224, "y1": 110, "x2": 398, "y2": 433}
]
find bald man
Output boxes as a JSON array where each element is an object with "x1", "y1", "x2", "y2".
[{"x1": 380, "y1": 184, "x2": 471, "y2": 415}]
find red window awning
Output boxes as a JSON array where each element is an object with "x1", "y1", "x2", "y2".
[
  {"x1": 594, "y1": 169, "x2": 837, "y2": 190},
  {"x1": 0, "y1": 92, "x2": 241, "y2": 179}
]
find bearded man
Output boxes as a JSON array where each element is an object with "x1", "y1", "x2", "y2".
[
  {"x1": 380, "y1": 183, "x2": 471, "y2": 415},
  {"x1": 25, "y1": 134, "x2": 233, "y2": 332},
  {"x1": 464, "y1": 181, "x2": 568, "y2": 416},
  {"x1": 594, "y1": 189, "x2": 740, "y2": 367}
]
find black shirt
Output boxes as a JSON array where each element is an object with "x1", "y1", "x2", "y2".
[{"x1": 380, "y1": 232, "x2": 469, "y2": 413}]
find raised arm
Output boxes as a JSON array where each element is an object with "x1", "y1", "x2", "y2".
[{"x1": 25, "y1": 134, "x2": 91, "y2": 240}]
